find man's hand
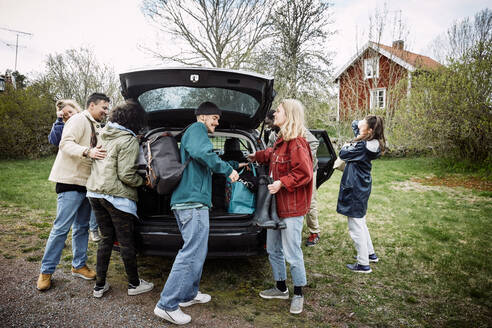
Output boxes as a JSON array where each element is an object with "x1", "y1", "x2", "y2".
[
  {"x1": 268, "y1": 180, "x2": 282, "y2": 194},
  {"x1": 228, "y1": 169, "x2": 239, "y2": 183},
  {"x1": 88, "y1": 145, "x2": 107, "y2": 160}
]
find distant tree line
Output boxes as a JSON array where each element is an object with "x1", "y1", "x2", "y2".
[{"x1": 0, "y1": 47, "x2": 120, "y2": 159}]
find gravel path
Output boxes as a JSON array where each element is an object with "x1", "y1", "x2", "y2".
[{"x1": 0, "y1": 257, "x2": 250, "y2": 328}]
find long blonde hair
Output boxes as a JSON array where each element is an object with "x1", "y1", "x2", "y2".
[{"x1": 278, "y1": 99, "x2": 307, "y2": 141}]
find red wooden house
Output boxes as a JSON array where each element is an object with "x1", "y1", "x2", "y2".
[{"x1": 333, "y1": 40, "x2": 441, "y2": 120}]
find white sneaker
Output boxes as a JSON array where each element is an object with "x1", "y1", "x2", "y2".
[
  {"x1": 179, "y1": 291, "x2": 212, "y2": 307},
  {"x1": 93, "y1": 282, "x2": 110, "y2": 298},
  {"x1": 154, "y1": 306, "x2": 191, "y2": 325},
  {"x1": 90, "y1": 230, "x2": 101, "y2": 242},
  {"x1": 128, "y1": 279, "x2": 154, "y2": 296}
]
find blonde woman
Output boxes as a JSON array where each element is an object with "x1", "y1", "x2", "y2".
[
  {"x1": 248, "y1": 99, "x2": 313, "y2": 314},
  {"x1": 48, "y1": 99, "x2": 82, "y2": 146}
]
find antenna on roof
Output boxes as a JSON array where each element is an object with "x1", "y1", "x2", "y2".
[{"x1": 0, "y1": 27, "x2": 33, "y2": 72}]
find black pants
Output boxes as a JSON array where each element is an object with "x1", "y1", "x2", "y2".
[{"x1": 88, "y1": 197, "x2": 139, "y2": 286}]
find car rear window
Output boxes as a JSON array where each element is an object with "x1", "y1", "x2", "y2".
[{"x1": 138, "y1": 87, "x2": 260, "y2": 116}]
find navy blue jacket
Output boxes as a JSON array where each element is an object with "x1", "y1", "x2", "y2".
[
  {"x1": 48, "y1": 118, "x2": 64, "y2": 146},
  {"x1": 336, "y1": 121, "x2": 381, "y2": 218}
]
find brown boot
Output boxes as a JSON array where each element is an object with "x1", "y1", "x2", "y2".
[
  {"x1": 37, "y1": 273, "x2": 52, "y2": 291},
  {"x1": 71, "y1": 265, "x2": 96, "y2": 280}
]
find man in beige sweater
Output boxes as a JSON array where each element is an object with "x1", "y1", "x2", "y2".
[{"x1": 37, "y1": 93, "x2": 110, "y2": 291}]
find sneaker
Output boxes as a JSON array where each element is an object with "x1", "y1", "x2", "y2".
[
  {"x1": 154, "y1": 306, "x2": 191, "y2": 325},
  {"x1": 346, "y1": 263, "x2": 372, "y2": 273},
  {"x1": 290, "y1": 295, "x2": 304, "y2": 314},
  {"x1": 71, "y1": 265, "x2": 96, "y2": 280},
  {"x1": 128, "y1": 279, "x2": 154, "y2": 296},
  {"x1": 259, "y1": 287, "x2": 289, "y2": 299},
  {"x1": 179, "y1": 291, "x2": 211, "y2": 307},
  {"x1": 37, "y1": 273, "x2": 52, "y2": 291},
  {"x1": 305, "y1": 233, "x2": 320, "y2": 246},
  {"x1": 90, "y1": 230, "x2": 101, "y2": 242},
  {"x1": 93, "y1": 282, "x2": 110, "y2": 298},
  {"x1": 369, "y1": 253, "x2": 379, "y2": 262},
  {"x1": 353, "y1": 253, "x2": 379, "y2": 263}
]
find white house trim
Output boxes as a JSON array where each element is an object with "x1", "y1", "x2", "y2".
[
  {"x1": 370, "y1": 87, "x2": 386, "y2": 109},
  {"x1": 333, "y1": 41, "x2": 416, "y2": 83},
  {"x1": 336, "y1": 84, "x2": 340, "y2": 121}
]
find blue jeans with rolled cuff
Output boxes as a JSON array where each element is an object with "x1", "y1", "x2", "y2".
[
  {"x1": 156, "y1": 208, "x2": 209, "y2": 311},
  {"x1": 40, "y1": 191, "x2": 90, "y2": 274},
  {"x1": 266, "y1": 215, "x2": 307, "y2": 287}
]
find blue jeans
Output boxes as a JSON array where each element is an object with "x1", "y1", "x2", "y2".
[
  {"x1": 40, "y1": 191, "x2": 91, "y2": 274},
  {"x1": 89, "y1": 210, "x2": 98, "y2": 232},
  {"x1": 156, "y1": 208, "x2": 209, "y2": 311},
  {"x1": 266, "y1": 216, "x2": 307, "y2": 286}
]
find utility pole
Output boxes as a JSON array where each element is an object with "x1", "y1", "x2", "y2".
[{"x1": 0, "y1": 27, "x2": 32, "y2": 71}]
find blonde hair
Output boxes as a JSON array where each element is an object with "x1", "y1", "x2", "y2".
[
  {"x1": 278, "y1": 99, "x2": 307, "y2": 141},
  {"x1": 55, "y1": 99, "x2": 82, "y2": 113}
]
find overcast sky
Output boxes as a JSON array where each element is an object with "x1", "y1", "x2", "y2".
[{"x1": 0, "y1": 0, "x2": 489, "y2": 78}]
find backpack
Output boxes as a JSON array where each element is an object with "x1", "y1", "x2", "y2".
[{"x1": 138, "y1": 128, "x2": 190, "y2": 195}]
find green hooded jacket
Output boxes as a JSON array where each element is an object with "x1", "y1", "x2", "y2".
[
  {"x1": 86, "y1": 125, "x2": 143, "y2": 201},
  {"x1": 171, "y1": 122, "x2": 233, "y2": 208}
]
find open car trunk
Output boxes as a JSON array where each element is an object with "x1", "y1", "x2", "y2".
[{"x1": 135, "y1": 129, "x2": 267, "y2": 257}]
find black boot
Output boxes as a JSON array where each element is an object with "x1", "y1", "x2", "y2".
[
  {"x1": 270, "y1": 193, "x2": 286, "y2": 230},
  {"x1": 253, "y1": 175, "x2": 277, "y2": 229}
]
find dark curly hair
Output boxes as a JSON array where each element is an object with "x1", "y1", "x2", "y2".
[{"x1": 109, "y1": 100, "x2": 146, "y2": 134}]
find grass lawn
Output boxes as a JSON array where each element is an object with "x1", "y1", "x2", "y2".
[{"x1": 0, "y1": 156, "x2": 490, "y2": 327}]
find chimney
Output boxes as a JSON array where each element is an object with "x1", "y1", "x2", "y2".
[{"x1": 392, "y1": 40, "x2": 404, "y2": 50}]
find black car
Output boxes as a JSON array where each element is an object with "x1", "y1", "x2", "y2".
[{"x1": 119, "y1": 67, "x2": 336, "y2": 257}]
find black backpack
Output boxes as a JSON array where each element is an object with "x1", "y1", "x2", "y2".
[{"x1": 138, "y1": 128, "x2": 190, "y2": 195}]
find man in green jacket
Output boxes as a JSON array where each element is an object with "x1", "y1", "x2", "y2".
[{"x1": 154, "y1": 102, "x2": 239, "y2": 325}]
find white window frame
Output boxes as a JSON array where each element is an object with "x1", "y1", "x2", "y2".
[
  {"x1": 364, "y1": 57, "x2": 379, "y2": 79},
  {"x1": 370, "y1": 88, "x2": 386, "y2": 109}
]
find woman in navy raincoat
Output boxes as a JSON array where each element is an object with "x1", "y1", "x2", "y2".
[{"x1": 337, "y1": 116, "x2": 385, "y2": 273}]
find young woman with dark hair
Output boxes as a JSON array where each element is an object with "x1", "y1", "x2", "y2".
[
  {"x1": 337, "y1": 115, "x2": 385, "y2": 274},
  {"x1": 86, "y1": 100, "x2": 153, "y2": 298}
]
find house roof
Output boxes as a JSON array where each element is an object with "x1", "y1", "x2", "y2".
[{"x1": 333, "y1": 41, "x2": 442, "y2": 82}]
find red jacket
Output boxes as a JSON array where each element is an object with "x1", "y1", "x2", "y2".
[{"x1": 255, "y1": 136, "x2": 313, "y2": 218}]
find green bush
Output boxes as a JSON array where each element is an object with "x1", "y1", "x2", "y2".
[
  {"x1": 392, "y1": 41, "x2": 492, "y2": 165},
  {"x1": 0, "y1": 83, "x2": 56, "y2": 159}
]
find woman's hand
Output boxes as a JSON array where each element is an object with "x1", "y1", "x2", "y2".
[
  {"x1": 238, "y1": 162, "x2": 249, "y2": 170},
  {"x1": 247, "y1": 153, "x2": 256, "y2": 162},
  {"x1": 267, "y1": 180, "x2": 282, "y2": 194}
]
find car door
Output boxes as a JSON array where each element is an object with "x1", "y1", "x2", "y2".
[{"x1": 310, "y1": 129, "x2": 337, "y2": 188}]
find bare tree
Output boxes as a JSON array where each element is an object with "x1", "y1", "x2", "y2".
[
  {"x1": 338, "y1": 4, "x2": 411, "y2": 128},
  {"x1": 41, "y1": 47, "x2": 121, "y2": 106},
  {"x1": 429, "y1": 8, "x2": 492, "y2": 64},
  {"x1": 140, "y1": 0, "x2": 272, "y2": 68},
  {"x1": 259, "y1": 0, "x2": 334, "y2": 99}
]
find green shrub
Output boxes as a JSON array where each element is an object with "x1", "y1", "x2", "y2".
[
  {"x1": 392, "y1": 41, "x2": 492, "y2": 165},
  {"x1": 0, "y1": 83, "x2": 56, "y2": 159}
]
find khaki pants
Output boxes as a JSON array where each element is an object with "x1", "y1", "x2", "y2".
[{"x1": 305, "y1": 171, "x2": 320, "y2": 234}]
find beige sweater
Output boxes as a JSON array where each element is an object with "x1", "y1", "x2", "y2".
[{"x1": 48, "y1": 110, "x2": 103, "y2": 186}]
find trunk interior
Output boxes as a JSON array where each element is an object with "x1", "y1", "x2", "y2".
[{"x1": 137, "y1": 130, "x2": 261, "y2": 225}]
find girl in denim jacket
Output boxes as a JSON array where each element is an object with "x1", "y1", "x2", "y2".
[{"x1": 337, "y1": 115, "x2": 385, "y2": 273}]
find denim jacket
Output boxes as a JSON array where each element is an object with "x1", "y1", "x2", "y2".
[{"x1": 336, "y1": 120, "x2": 381, "y2": 218}]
